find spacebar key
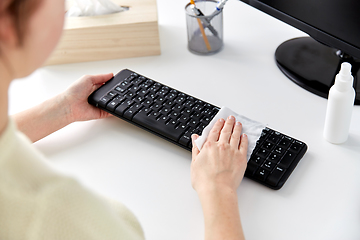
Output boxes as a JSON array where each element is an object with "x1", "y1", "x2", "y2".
[{"x1": 133, "y1": 111, "x2": 184, "y2": 141}]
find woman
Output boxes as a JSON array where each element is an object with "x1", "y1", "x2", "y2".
[{"x1": 0, "y1": 0, "x2": 248, "y2": 239}]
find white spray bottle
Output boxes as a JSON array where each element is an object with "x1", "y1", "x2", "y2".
[{"x1": 323, "y1": 62, "x2": 356, "y2": 144}]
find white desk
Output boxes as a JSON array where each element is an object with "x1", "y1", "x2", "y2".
[{"x1": 9, "y1": 0, "x2": 360, "y2": 239}]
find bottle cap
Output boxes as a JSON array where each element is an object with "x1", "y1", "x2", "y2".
[{"x1": 335, "y1": 62, "x2": 353, "y2": 91}]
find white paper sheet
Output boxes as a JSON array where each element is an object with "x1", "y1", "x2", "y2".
[
  {"x1": 66, "y1": 0, "x2": 125, "y2": 17},
  {"x1": 195, "y1": 106, "x2": 266, "y2": 161}
]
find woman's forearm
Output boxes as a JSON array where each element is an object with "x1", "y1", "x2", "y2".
[
  {"x1": 12, "y1": 93, "x2": 72, "y2": 142},
  {"x1": 199, "y1": 187, "x2": 245, "y2": 240}
]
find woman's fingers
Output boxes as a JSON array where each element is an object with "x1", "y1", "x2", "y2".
[
  {"x1": 89, "y1": 73, "x2": 114, "y2": 85},
  {"x1": 219, "y1": 116, "x2": 236, "y2": 143},
  {"x1": 191, "y1": 134, "x2": 200, "y2": 161},
  {"x1": 230, "y1": 121, "x2": 242, "y2": 149},
  {"x1": 239, "y1": 133, "x2": 249, "y2": 154},
  {"x1": 207, "y1": 118, "x2": 225, "y2": 142}
]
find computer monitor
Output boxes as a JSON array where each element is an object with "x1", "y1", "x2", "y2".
[{"x1": 239, "y1": 0, "x2": 360, "y2": 105}]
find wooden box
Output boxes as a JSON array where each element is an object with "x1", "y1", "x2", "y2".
[{"x1": 46, "y1": 0, "x2": 160, "y2": 65}]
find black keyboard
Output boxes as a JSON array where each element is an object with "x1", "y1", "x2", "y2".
[{"x1": 88, "y1": 69, "x2": 307, "y2": 190}]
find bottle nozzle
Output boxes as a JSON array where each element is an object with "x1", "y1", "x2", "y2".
[{"x1": 339, "y1": 62, "x2": 352, "y2": 78}]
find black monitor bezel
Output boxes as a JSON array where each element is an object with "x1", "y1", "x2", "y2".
[{"x1": 239, "y1": 0, "x2": 360, "y2": 59}]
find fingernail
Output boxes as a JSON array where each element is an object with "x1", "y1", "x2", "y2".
[
  {"x1": 236, "y1": 121, "x2": 241, "y2": 126},
  {"x1": 219, "y1": 118, "x2": 225, "y2": 122},
  {"x1": 243, "y1": 133, "x2": 247, "y2": 138},
  {"x1": 228, "y1": 115, "x2": 235, "y2": 120}
]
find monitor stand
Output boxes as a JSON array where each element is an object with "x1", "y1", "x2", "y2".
[{"x1": 275, "y1": 36, "x2": 360, "y2": 105}]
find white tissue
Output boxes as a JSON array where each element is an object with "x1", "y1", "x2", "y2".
[
  {"x1": 66, "y1": 0, "x2": 125, "y2": 17},
  {"x1": 195, "y1": 106, "x2": 267, "y2": 161}
]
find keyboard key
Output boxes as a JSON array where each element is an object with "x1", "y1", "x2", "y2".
[
  {"x1": 174, "y1": 96, "x2": 186, "y2": 104},
  {"x1": 106, "y1": 96, "x2": 126, "y2": 111},
  {"x1": 158, "y1": 115, "x2": 170, "y2": 125},
  {"x1": 149, "y1": 111, "x2": 160, "y2": 120},
  {"x1": 126, "y1": 75, "x2": 136, "y2": 81},
  {"x1": 255, "y1": 168, "x2": 270, "y2": 181},
  {"x1": 268, "y1": 153, "x2": 281, "y2": 162},
  {"x1": 114, "y1": 86, "x2": 127, "y2": 93},
  {"x1": 124, "y1": 108, "x2": 138, "y2": 120},
  {"x1": 164, "y1": 100, "x2": 175, "y2": 108},
  {"x1": 279, "y1": 137, "x2": 292, "y2": 148},
  {"x1": 133, "y1": 111, "x2": 184, "y2": 141},
  {"x1": 268, "y1": 132, "x2": 282, "y2": 144},
  {"x1": 99, "y1": 96, "x2": 112, "y2": 108},
  {"x1": 249, "y1": 155, "x2": 265, "y2": 165},
  {"x1": 278, "y1": 151, "x2": 297, "y2": 168},
  {"x1": 257, "y1": 148, "x2": 270, "y2": 158},
  {"x1": 168, "y1": 111, "x2": 179, "y2": 119},
  {"x1": 160, "y1": 107, "x2": 171, "y2": 115},
  {"x1": 123, "y1": 103, "x2": 143, "y2": 120},
  {"x1": 182, "y1": 109, "x2": 193, "y2": 116},
  {"x1": 147, "y1": 93, "x2": 157, "y2": 99},
  {"x1": 173, "y1": 104, "x2": 184, "y2": 113},
  {"x1": 201, "y1": 116, "x2": 211, "y2": 125},
  {"x1": 188, "y1": 120, "x2": 199, "y2": 128},
  {"x1": 126, "y1": 92, "x2": 135, "y2": 99},
  {"x1": 179, "y1": 132, "x2": 192, "y2": 146},
  {"x1": 119, "y1": 80, "x2": 132, "y2": 88},
  {"x1": 133, "y1": 77, "x2": 144, "y2": 85},
  {"x1": 154, "y1": 96, "x2": 166, "y2": 104},
  {"x1": 178, "y1": 115, "x2": 189, "y2": 124},
  {"x1": 129, "y1": 86, "x2": 141, "y2": 93},
  {"x1": 184, "y1": 100, "x2": 194, "y2": 108},
  {"x1": 266, "y1": 167, "x2": 285, "y2": 186},
  {"x1": 262, "y1": 160, "x2": 276, "y2": 171},
  {"x1": 143, "y1": 99, "x2": 153, "y2": 108},
  {"x1": 166, "y1": 93, "x2": 177, "y2": 100},
  {"x1": 167, "y1": 119, "x2": 178, "y2": 128},
  {"x1": 177, "y1": 124, "x2": 189, "y2": 133},
  {"x1": 137, "y1": 88, "x2": 148, "y2": 97},
  {"x1": 134, "y1": 96, "x2": 145, "y2": 103},
  {"x1": 245, "y1": 161, "x2": 259, "y2": 176},
  {"x1": 258, "y1": 128, "x2": 272, "y2": 143},
  {"x1": 196, "y1": 123, "x2": 206, "y2": 131},
  {"x1": 192, "y1": 104, "x2": 203, "y2": 113},
  {"x1": 114, "y1": 100, "x2": 134, "y2": 116},
  {"x1": 290, "y1": 141, "x2": 303, "y2": 153},
  {"x1": 274, "y1": 146, "x2": 286, "y2": 155},
  {"x1": 141, "y1": 81, "x2": 153, "y2": 89},
  {"x1": 203, "y1": 108, "x2": 214, "y2": 117},
  {"x1": 107, "y1": 91, "x2": 118, "y2": 98},
  {"x1": 263, "y1": 141, "x2": 274, "y2": 150},
  {"x1": 141, "y1": 107, "x2": 152, "y2": 114}
]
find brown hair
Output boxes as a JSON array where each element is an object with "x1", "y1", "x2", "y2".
[{"x1": 0, "y1": 0, "x2": 42, "y2": 45}]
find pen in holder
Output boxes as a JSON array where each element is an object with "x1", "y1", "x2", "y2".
[{"x1": 185, "y1": 0, "x2": 223, "y2": 55}]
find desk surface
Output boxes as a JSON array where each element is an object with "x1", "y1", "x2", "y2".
[{"x1": 8, "y1": 1, "x2": 360, "y2": 239}]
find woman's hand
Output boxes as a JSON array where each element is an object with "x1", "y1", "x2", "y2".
[
  {"x1": 63, "y1": 73, "x2": 113, "y2": 123},
  {"x1": 191, "y1": 116, "x2": 248, "y2": 240},
  {"x1": 191, "y1": 115, "x2": 248, "y2": 195},
  {"x1": 13, "y1": 73, "x2": 113, "y2": 142}
]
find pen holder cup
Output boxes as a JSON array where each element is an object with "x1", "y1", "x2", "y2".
[{"x1": 185, "y1": 0, "x2": 223, "y2": 55}]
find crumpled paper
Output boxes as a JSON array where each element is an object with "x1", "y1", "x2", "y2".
[
  {"x1": 66, "y1": 0, "x2": 125, "y2": 17},
  {"x1": 195, "y1": 106, "x2": 267, "y2": 161}
]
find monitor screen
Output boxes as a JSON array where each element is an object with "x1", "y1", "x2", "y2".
[
  {"x1": 254, "y1": 0, "x2": 360, "y2": 56},
  {"x1": 239, "y1": 0, "x2": 360, "y2": 104}
]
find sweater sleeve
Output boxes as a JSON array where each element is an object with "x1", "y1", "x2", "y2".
[{"x1": 27, "y1": 178, "x2": 145, "y2": 240}]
